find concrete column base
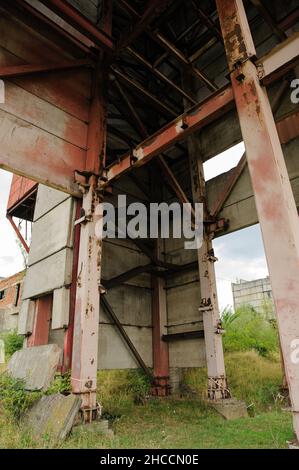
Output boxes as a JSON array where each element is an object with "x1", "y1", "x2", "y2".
[{"x1": 211, "y1": 398, "x2": 248, "y2": 420}]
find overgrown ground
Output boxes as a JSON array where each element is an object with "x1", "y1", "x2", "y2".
[{"x1": 0, "y1": 306, "x2": 294, "y2": 449}]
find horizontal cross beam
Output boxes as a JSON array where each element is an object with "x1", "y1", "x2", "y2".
[
  {"x1": 0, "y1": 59, "x2": 92, "y2": 79},
  {"x1": 102, "y1": 31, "x2": 299, "y2": 186}
]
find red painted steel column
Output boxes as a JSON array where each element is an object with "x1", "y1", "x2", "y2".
[
  {"x1": 151, "y1": 239, "x2": 170, "y2": 396},
  {"x1": 27, "y1": 294, "x2": 52, "y2": 347},
  {"x1": 217, "y1": 0, "x2": 299, "y2": 441},
  {"x1": 71, "y1": 55, "x2": 107, "y2": 421},
  {"x1": 62, "y1": 199, "x2": 82, "y2": 373}
]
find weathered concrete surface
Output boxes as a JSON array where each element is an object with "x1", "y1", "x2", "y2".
[
  {"x1": 52, "y1": 287, "x2": 70, "y2": 330},
  {"x1": 8, "y1": 344, "x2": 62, "y2": 391},
  {"x1": 18, "y1": 299, "x2": 35, "y2": 335},
  {"x1": 212, "y1": 398, "x2": 248, "y2": 420},
  {"x1": 25, "y1": 393, "x2": 81, "y2": 442},
  {"x1": 28, "y1": 197, "x2": 75, "y2": 266},
  {"x1": 34, "y1": 183, "x2": 70, "y2": 222},
  {"x1": 206, "y1": 136, "x2": 299, "y2": 236},
  {"x1": 22, "y1": 248, "x2": 73, "y2": 299}
]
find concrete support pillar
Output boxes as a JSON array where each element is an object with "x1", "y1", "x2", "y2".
[
  {"x1": 27, "y1": 294, "x2": 52, "y2": 347},
  {"x1": 217, "y1": 0, "x2": 299, "y2": 441}
]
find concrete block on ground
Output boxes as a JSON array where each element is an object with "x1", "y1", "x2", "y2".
[
  {"x1": 18, "y1": 299, "x2": 36, "y2": 335},
  {"x1": 287, "y1": 440, "x2": 299, "y2": 449},
  {"x1": 212, "y1": 398, "x2": 248, "y2": 420},
  {"x1": 8, "y1": 344, "x2": 62, "y2": 391},
  {"x1": 25, "y1": 393, "x2": 81, "y2": 443},
  {"x1": 22, "y1": 248, "x2": 73, "y2": 299},
  {"x1": 52, "y1": 287, "x2": 70, "y2": 330},
  {"x1": 73, "y1": 420, "x2": 114, "y2": 438}
]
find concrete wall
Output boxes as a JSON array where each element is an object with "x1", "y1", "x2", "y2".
[
  {"x1": 232, "y1": 277, "x2": 274, "y2": 315},
  {"x1": 165, "y1": 236, "x2": 206, "y2": 370},
  {"x1": 207, "y1": 135, "x2": 299, "y2": 236}
]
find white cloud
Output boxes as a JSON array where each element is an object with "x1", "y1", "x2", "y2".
[
  {"x1": 213, "y1": 225, "x2": 268, "y2": 311},
  {"x1": 0, "y1": 169, "x2": 25, "y2": 277},
  {"x1": 203, "y1": 142, "x2": 245, "y2": 181}
]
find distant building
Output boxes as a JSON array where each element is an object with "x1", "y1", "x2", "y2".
[
  {"x1": 0, "y1": 271, "x2": 25, "y2": 333},
  {"x1": 231, "y1": 276, "x2": 274, "y2": 316}
]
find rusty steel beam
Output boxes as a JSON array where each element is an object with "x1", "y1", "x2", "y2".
[
  {"x1": 112, "y1": 76, "x2": 194, "y2": 214},
  {"x1": 219, "y1": 0, "x2": 256, "y2": 73},
  {"x1": 101, "y1": 0, "x2": 113, "y2": 36},
  {"x1": 111, "y1": 78, "x2": 191, "y2": 209},
  {"x1": 112, "y1": 78, "x2": 148, "y2": 139},
  {"x1": 126, "y1": 47, "x2": 197, "y2": 105},
  {"x1": 102, "y1": 85, "x2": 234, "y2": 184},
  {"x1": 217, "y1": 0, "x2": 299, "y2": 443},
  {"x1": 192, "y1": 0, "x2": 223, "y2": 42},
  {"x1": 118, "y1": 0, "x2": 170, "y2": 50},
  {"x1": 101, "y1": 295, "x2": 153, "y2": 381},
  {"x1": 0, "y1": 59, "x2": 92, "y2": 79},
  {"x1": 118, "y1": 0, "x2": 217, "y2": 91},
  {"x1": 102, "y1": 18, "x2": 299, "y2": 188},
  {"x1": 151, "y1": 265, "x2": 170, "y2": 396},
  {"x1": 278, "y1": 7, "x2": 299, "y2": 31},
  {"x1": 71, "y1": 177, "x2": 103, "y2": 420},
  {"x1": 39, "y1": 0, "x2": 114, "y2": 52},
  {"x1": 277, "y1": 109, "x2": 299, "y2": 145},
  {"x1": 27, "y1": 295, "x2": 52, "y2": 347},
  {"x1": 86, "y1": 60, "x2": 108, "y2": 174},
  {"x1": 110, "y1": 66, "x2": 178, "y2": 118},
  {"x1": 249, "y1": 0, "x2": 287, "y2": 41},
  {"x1": 71, "y1": 56, "x2": 108, "y2": 419},
  {"x1": 13, "y1": 0, "x2": 95, "y2": 53},
  {"x1": 258, "y1": 32, "x2": 299, "y2": 85},
  {"x1": 104, "y1": 264, "x2": 154, "y2": 289},
  {"x1": 151, "y1": 173, "x2": 170, "y2": 397},
  {"x1": 7, "y1": 215, "x2": 30, "y2": 254},
  {"x1": 162, "y1": 330, "x2": 205, "y2": 341},
  {"x1": 157, "y1": 156, "x2": 195, "y2": 218}
]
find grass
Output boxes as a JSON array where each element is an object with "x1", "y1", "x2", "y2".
[
  {"x1": 0, "y1": 352, "x2": 293, "y2": 449},
  {"x1": 183, "y1": 351, "x2": 283, "y2": 411},
  {"x1": 0, "y1": 307, "x2": 293, "y2": 448}
]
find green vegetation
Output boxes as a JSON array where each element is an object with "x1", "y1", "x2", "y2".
[
  {"x1": 183, "y1": 351, "x2": 283, "y2": 412},
  {"x1": 0, "y1": 330, "x2": 24, "y2": 360},
  {"x1": 97, "y1": 369, "x2": 151, "y2": 419},
  {"x1": 0, "y1": 373, "x2": 41, "y2": 421},
  {"x1": 0, "y1": 305, "x2": 292, "y2": 449},
  {"x1": 45, "y1": 371, "x2": 71, "y2": 396},
  {"x1": 221, "y1": 305, "x2": 279, "y2": 357}
]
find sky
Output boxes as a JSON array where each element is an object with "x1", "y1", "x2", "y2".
[
  {"x1": 0, "y1": 170, "x2": 25, "y2": 278},
  {"x1": 0, "y1": 141, "x2": 269, "y2": 309}
]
